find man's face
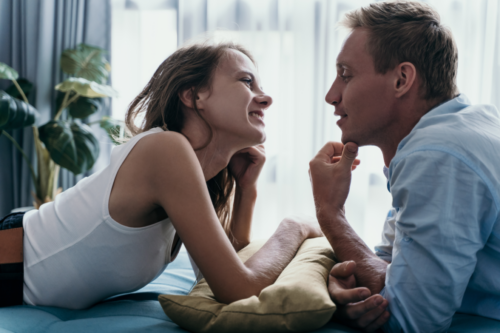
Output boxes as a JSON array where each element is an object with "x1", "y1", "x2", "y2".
[{"x1": 325, "y1": 28, "x2": 396, "y2": 146}]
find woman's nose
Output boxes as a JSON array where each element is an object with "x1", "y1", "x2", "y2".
[{"x1": 255, "y1": 93, "x2": 273, "y2": 109}]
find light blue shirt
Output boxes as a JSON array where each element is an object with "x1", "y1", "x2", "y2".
[{"x1": 374, "y1": 95, "x2": 500, "y2": 333}]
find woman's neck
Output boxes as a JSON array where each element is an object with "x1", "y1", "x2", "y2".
[
  {"x1": 181, "y1": 118, "x2": 240, "y2": 181},
  {"x1": 194, "y1": 139, "x2": 235, "y2": 181}
]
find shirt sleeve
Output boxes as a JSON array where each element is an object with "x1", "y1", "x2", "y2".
[
  {"x1": 375, "y1": 208, "x2": 397, "y2": 262},
  {"x1": 382, "y1": 150, "x2": 495, "y2": 333}
]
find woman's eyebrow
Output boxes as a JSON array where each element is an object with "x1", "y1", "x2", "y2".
[{"x1": 236, "y1": 70, "x2": 255, "y2": 80}]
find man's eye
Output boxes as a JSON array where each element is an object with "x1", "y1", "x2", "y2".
[
  {"x1": 241, "y1": 78, "x2": 253, "y2": 86},
  {"x1": 339, "y1": 74, "x2": 351, "y2": 83}
]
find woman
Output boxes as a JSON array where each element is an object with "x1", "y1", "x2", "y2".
[{"x1": 0, "y1": 42, "x2": 322, "y2": 309}]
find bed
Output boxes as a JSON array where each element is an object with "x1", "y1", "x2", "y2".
[{"x1": 0, "y1": 247, "x2": 498, "y2": 332}]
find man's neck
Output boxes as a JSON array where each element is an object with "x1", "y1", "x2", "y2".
[{"x1": 379, "y1": 97, "x2": 445, "y2": 167}]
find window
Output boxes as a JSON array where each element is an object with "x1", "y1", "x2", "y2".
[{"x1": 111, "y1": 0, "x2": 500, "y2": 251}]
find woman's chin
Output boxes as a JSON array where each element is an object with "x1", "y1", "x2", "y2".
[{"x1": 252, "y1": 129, "x2": 266, "y2": 144}]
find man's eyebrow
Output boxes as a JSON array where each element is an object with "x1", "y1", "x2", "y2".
[{"x1": 336, "y1": 62, "x2": 350, "y2": 70}]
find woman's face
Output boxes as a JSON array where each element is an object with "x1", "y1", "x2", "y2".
[{"x1": 197, "y1": 49, "x2": 272, "y2": 147}]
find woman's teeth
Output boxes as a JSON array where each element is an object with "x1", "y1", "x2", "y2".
[{"x1": 249, "y1": 112, "x2": 263, "y2": 120}]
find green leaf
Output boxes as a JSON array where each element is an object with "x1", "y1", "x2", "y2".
[
  {"x1": 55, "y1": 77, "x2": 118, "y2": 98},
  {"x1": 0, "y1": 90, "x2": 39, "y2": 130},
  {"x1": 60, "y1": 44, "x2": 110, "y2": 84},
  {"x1": 56, "y1": 92, "x2": 102, "y2": 119},
  {"x1": 38, "y1": 120, "x2": 100, "y2": 175},
  {"x1": 0, "y1": 63, "x2": 19, "y2": 80},
  {"x1": 69, "y1": 97, "x2": 102, "y2": 119},
  {"x1": 5, "y1": 78, "x2": 33, "y2": 100},
  {"x1": 99, "y1": 116, "x2": 127, "y2": 145}
]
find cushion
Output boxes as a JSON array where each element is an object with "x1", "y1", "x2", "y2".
[
  {"x1": 159, "y1": 237, "x2": 337, "y2": 333},
  {"x1": 1, "y1": 244, "x2": 499, "y2": 333}
]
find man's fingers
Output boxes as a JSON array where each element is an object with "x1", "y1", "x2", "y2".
[
  {"x1": 353, "y1": 298, "x2": 388, "y2": 327},
  {"x1": 339, "y1": 142, "x2": 358, "y2": 169},
  {"x1": 329, "y1": 286, "x2": 371, "y2": 305},
  {"x1": 330, "y1": 261, "x2": 357, "y2": 278},
  {"x1": 331, "y1": 156, "x2": 361, "y2": 166},
  {"x1": 343, "y1": 295, "x2": 384, "y2": 320},
  {"x1": 364, "y1": 311, "x2": 391, "y2": 332},
  {"x1": 315, "y1": 141, "x2": 345, "y2": 162}
]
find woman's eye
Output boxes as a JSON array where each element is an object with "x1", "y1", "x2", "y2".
[{"x1": 241, "y1": 78, "x2": 253, "y2": 86}]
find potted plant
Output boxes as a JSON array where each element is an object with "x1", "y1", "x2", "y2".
[{"x1": 0, "y1": 43, "x2": 125, "y2": 208}]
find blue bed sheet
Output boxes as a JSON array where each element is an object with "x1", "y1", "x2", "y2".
[{"x1": 0, "y1": 247, "x2": 498, "y2": 332}]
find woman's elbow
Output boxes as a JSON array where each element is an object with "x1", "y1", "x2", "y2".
[{"x1": 212, "y1": 271, "x2": 264, "y2": 304}]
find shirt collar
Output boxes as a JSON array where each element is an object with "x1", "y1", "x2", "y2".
[{"x1": 396, "y1": 94, "x2": 471, "y2": 153}]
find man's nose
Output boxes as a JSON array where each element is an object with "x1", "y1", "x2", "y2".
[{"x1": 325, "y1": 80, "x2": 341, "y2": 106}]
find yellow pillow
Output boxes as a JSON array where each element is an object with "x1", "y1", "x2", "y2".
[{"x1": 159, "y1": 237, "x2": 337, "y2": 333}]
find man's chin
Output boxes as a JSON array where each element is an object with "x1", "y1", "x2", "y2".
[{"x1": 340, "y1": 133, "x2": 355, "y2": 145}]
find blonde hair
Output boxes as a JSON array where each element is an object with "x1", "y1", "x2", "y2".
[
  {"x1": 340, "y1": 1, "x2": 459, "y2": 102},
  {"x1": 126, "y1": 42, "x2": 255, "y2": 236}
]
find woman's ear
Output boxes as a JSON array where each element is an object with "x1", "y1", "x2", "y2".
[
  {"x1": 178, "y1": 88, "x2": 197, "y2": 109},
  {"x1": 393, "y1": 62, "x2": 417, "y2": 98}
]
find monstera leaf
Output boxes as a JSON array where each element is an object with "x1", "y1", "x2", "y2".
[
  {"x1": 99, "y1": 116, "x2": 127, "y2": 145},
  {"x1": 55, "y1": 77, "x2": 118, "y2": 98},
  {"x1": 56, "y1": 92, "x2": 102, "y2": 119},
  {"x1": 0, "y1": 91, "x2": 39, "y2": 131},
  {"x1": 38, "y1": 120, "x2": 100, "y2": 175},
  {"x1": 69, "y1": 97, "x2": 102, "y2": 119},
  {"x1": 0, "y1": 62, "x2": 19, "y2": 80},
  {"x1": 60, "y1": 44, "x2": 110, "y2": 84},
  {"x1": 5, "y1": 78, "x2": 33, "y2": 100}
]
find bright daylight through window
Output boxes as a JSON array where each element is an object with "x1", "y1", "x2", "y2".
[{"x1": 111, "y1": 0, "x2": 500, "y2": 251}]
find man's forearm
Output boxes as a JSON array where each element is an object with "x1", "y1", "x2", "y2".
[{"x1": 318, "y1": 208, "x2": 387, "y2": 294}]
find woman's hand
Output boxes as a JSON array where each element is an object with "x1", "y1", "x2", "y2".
[{"x1": 229, "y1": 145, "x2": 266, "y2": 191}]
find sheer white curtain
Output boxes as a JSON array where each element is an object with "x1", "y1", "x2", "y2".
[{"x1": 111, "y1": 0, "x2": 500, "y2": 250}]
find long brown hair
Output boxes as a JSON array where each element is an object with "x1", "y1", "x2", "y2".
[{"x1": 125, "y1": 42, "x2": 255, "y2": 236}]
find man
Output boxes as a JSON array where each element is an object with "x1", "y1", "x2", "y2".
[{"x1": 309, "y1": 1, "x2": 500, "y2": 332}]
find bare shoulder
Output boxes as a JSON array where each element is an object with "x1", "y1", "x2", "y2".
[
  {"x1": 138, "y1": 130, "x2": 193, "y2": 153},
  {"x1": 132, "y1": 131, "x2": 197, "y2": 165},
  {"x1": 130, "y1": 130, "x2": 203, "y2": 184}
]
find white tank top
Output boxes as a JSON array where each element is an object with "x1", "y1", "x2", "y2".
[{"x1": 22, "y1": 127, "x2": 180, "y2": 309}]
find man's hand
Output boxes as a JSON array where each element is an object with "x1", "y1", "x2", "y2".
[
  {"x1": 309, "y1": 141, "x2": 360, "y2": 213},
  {"x1": 329, "y1": 261, "x2": 390, "y2": 332}
]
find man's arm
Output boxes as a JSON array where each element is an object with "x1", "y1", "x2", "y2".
[
  {"x1": 310, "y1": 142, "x2": 388, "y2": 294},
  {"x1": 310, "y1": 142, "x2": 390, "y2": 331},
  {"x1": 376, "y1": 150, "x2": 491, "y2": 332}
]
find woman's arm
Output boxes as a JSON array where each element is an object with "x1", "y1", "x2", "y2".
[
  {"x1": 227, "y1": 145, "x2": 265, "y2": 251},
  {"x1": 229, "y1": 187, "x2": 256, "y2": 251},
  {"x1": 145, "y1": 133, "x2": 320, "y2": 304}
]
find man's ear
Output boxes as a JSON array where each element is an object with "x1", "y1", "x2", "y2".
[
  {"x1": 393, "y1": 62, "x2": 417, "y2": 98},
  {"x1": 178, "y1": 88, "x2": 200, "y2": 109}
]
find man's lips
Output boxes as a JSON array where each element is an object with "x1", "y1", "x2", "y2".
[{"x1": 336, "y1": 115, "x2": 348, "y2": 127}]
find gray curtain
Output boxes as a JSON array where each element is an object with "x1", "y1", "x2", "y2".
[{"x1": 0, "y1": 0, "x2": 112, "y2": 217}]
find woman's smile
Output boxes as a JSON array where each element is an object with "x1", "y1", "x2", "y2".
[{"x1": 249, "y1": 111, "x2": 265, "y2": 125}]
